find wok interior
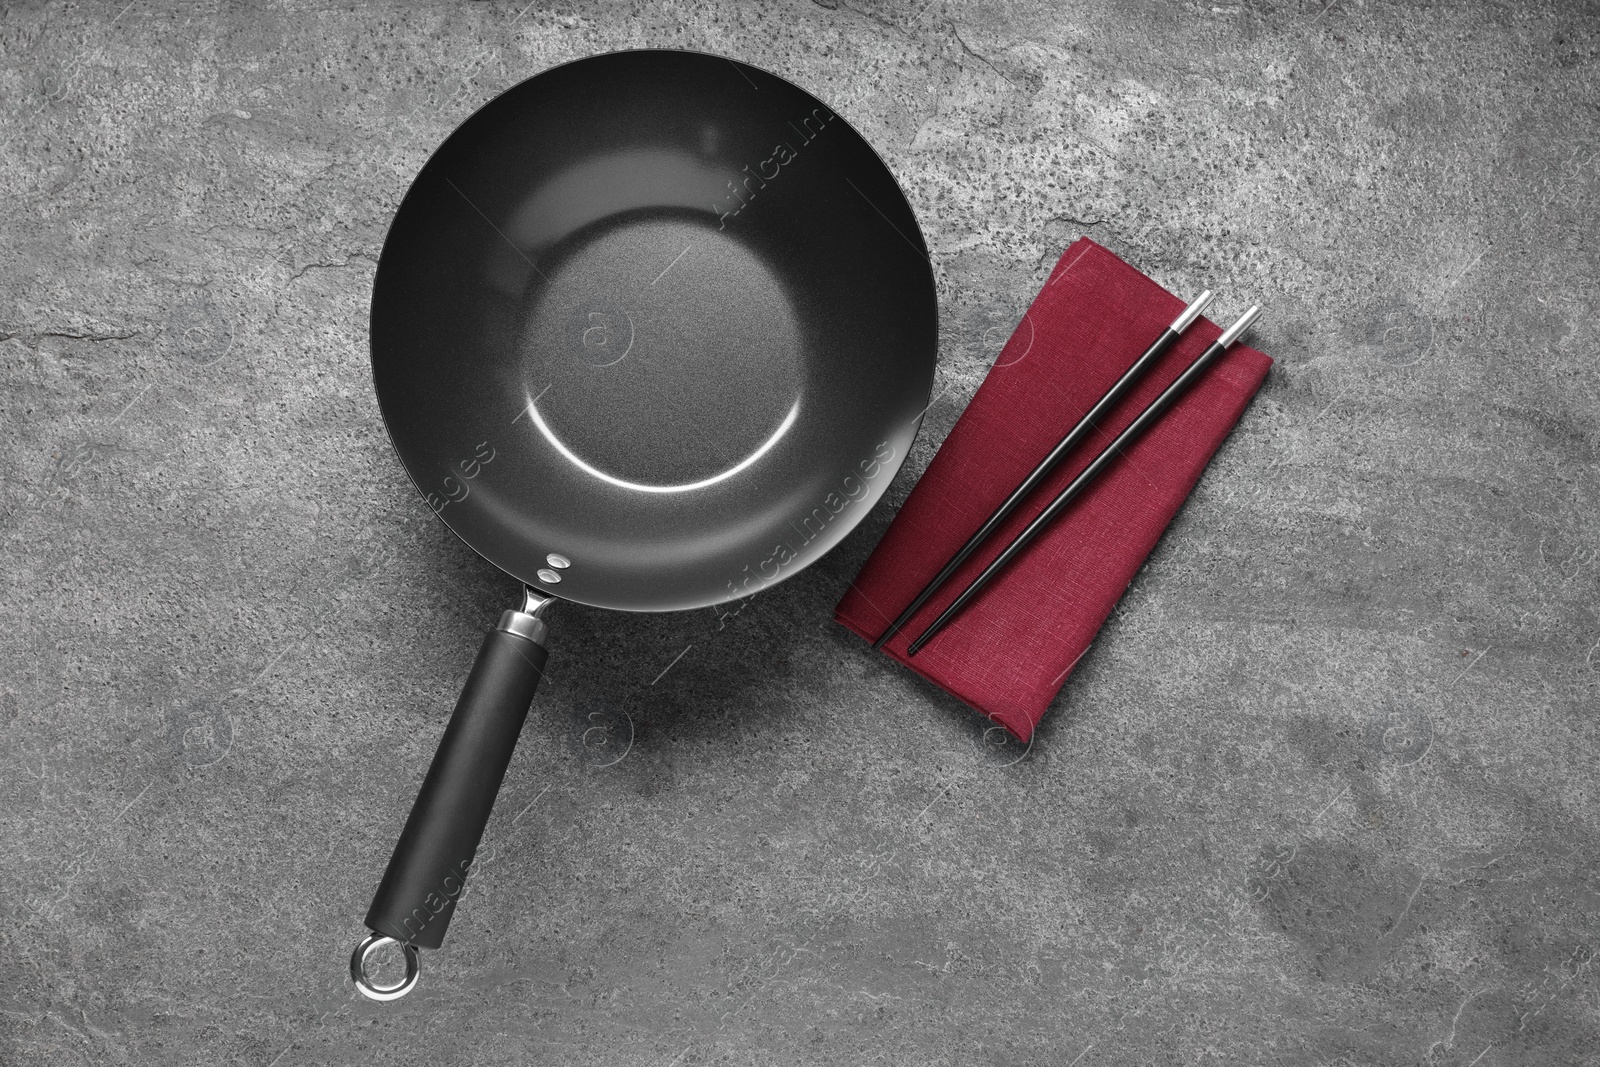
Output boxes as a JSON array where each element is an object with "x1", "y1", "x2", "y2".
[{"x1": 372, "y1": 51, "x2": 936, "y2": 611}]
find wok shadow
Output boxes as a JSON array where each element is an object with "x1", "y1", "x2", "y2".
[{"x1": 499, "y1": 557, "x2": 839, "y2": 791}]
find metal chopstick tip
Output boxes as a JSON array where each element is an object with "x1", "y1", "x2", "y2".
[
  {"x1": 1217, "y1": 304, "x2": 1262, "y2": 348},
  {"x1": 1169, "y1": 290, "x2": 1215, "y2": 334}
]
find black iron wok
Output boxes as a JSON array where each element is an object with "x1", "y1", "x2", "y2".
[{"x1": 351, "y1": 49, "x2": 937, "y2": 1000}]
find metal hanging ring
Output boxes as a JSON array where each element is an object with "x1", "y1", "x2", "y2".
[{"x1": 350, "y1": 933, "x2": 420, "y2": 1002}]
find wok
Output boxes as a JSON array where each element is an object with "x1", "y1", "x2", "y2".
[{"x1": 351, "y1": 49, "x2": 937, "y2": 1000}]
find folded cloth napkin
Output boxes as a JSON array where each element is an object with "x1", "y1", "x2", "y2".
[{"x1": 835, "y1": 238, "x2": 1273, "y2": 741}]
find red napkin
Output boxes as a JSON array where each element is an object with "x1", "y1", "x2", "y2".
[{"x1": 835, "y1": 238, "x2": 1272, "y2": 741}]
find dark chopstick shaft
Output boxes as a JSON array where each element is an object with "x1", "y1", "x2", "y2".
[
  {"x1": 906, "y1": 305, "x2": 1262, "y2": 657},
  {"x1": 871, "y1": 290, "x2": 1215, "y2": 650}
]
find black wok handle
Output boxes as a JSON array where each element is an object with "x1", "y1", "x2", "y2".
[{"x1": 352, "y1": 591, "x2": 552, "y2": 1000}]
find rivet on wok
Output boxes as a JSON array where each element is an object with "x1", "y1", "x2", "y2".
[
  {"x1": 536, "y1": 568, "x2": 562, "y2": 584},
  {"x1": 546, "y1": 554, "x2": 571, "y2": 569}
]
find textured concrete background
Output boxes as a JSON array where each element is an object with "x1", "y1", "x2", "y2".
[{"x1": 3, "y1": 1, "x2": 1598, "y2": 1064}]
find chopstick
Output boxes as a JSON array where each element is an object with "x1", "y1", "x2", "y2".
[
  {"x1": 906, "y1": 304, "x2": 1262, "y2": 657},
  {"x1": 871, "y1": 290, "x2": 1216, "y2": 651}
]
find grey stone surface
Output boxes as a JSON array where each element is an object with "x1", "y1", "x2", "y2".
[{"x1": 2, "y1": 0, "x2": 1598, "y2": 1064}]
